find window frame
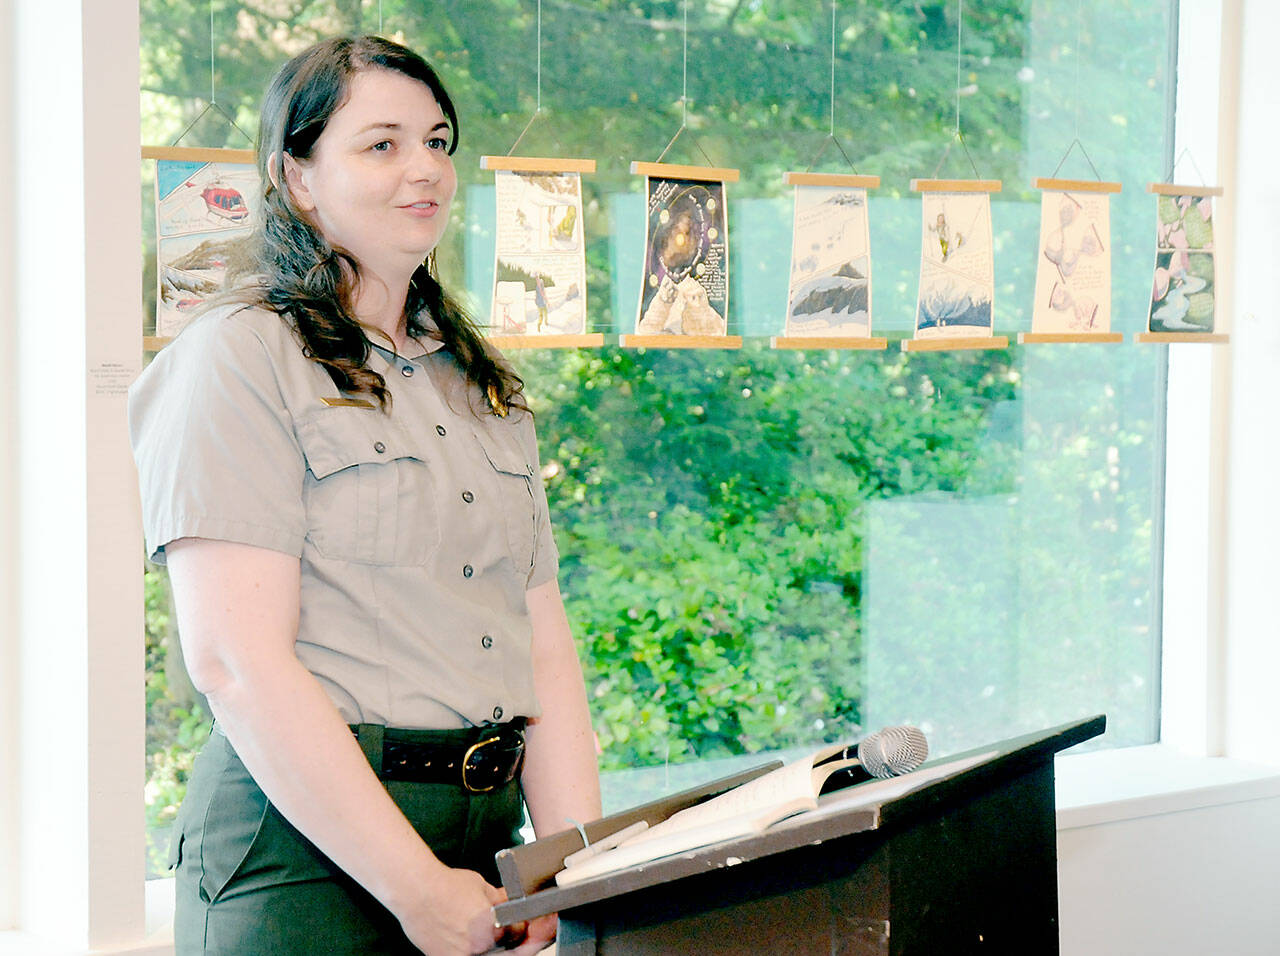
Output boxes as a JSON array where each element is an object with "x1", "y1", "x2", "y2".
[{"x1": 6, "y1": 1, "x2": 1279, "y2": 952}]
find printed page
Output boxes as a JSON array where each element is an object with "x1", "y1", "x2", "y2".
[
  {"x1": 488, "y1": 169, "x2": 588, "y2": 335},
  {"x1": 620, "y1": 751, "x2": 837, "y2": 851},
  {"x1": 785, "y1": 185, "x2": 873, "y2": 337},
  {"x1": 1031, "y1": 191, "x2": 1113, "y2": 333},
  {"x1": 914, "y1": 192, "x2": 995, "y2": 338}
]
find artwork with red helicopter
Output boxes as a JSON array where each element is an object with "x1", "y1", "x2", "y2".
[{"x1": 155, "y1": 159, "x2": 258, "y2": 337}]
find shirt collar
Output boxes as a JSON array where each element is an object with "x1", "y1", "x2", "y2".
[{"x1": 365, "y1": 312, "x2": 446, "y2": 365}]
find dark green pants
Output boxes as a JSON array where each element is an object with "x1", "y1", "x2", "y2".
[{"x1": 172, "y1": 729, "x2": 524, "y2": 955}]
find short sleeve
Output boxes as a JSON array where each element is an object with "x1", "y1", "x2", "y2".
[
  {"x1": 128, "y1": 309, "x2": 308, "y2": 563},
  {"x1": 518, "y1": 413, "x2": 560, "y2": 590}
]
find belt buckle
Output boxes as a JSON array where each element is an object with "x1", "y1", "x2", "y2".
[{"x1": 462, "y1": 729, "x2": 524, "y2": 793}]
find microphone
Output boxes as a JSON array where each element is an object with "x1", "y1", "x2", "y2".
[{"x1": 820, "y1": 725, "x2": 929, "y2": 791}]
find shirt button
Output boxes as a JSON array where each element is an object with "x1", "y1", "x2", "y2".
[
  {"x1": 461, "y1": 490, "x2": 474, "y2": 503},
  {"x1": 462, "y1": 564, "x2": 473, "y2": 578},
  {"x1": 401, "y1": 365, "x2": 415, "y2": 377},
  {"x1": 373, "y1": 441, "x2": 386, "y2": 454},
  {"x1": 492, "y1": 706, "x2": 504, "y2": 721},
  {"x1": 481, "y1": 634, "x2": 493, "y2": 649},
  {"x1": 436, "y1": 424, "x2": 447, "y2": 436}
]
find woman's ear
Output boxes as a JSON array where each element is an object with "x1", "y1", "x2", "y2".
[{"x1": 276, "y1": 152, "x2": 316, "y2": 212}]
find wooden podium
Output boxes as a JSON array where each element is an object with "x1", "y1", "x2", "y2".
[{"x1": 494, "y1": 715, "x2": 1105, "y2": 955}]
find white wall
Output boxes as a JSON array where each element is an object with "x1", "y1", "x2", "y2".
[
  {"x1": 1220, "y1": 0, "x2": 1280, "y2": 765},
  {"x1": 1059, "y1": 787, "x2": 1280, "y2": 955},
  {"x1": 1056, "y1": 0, "x2": 1280, "y2": 952},
  {"x1": 9, "y1": 0, "x2": 145, "y2": 948},
  {"x1": 0, "y1": 0, "x2": 20, "y2": 930}
]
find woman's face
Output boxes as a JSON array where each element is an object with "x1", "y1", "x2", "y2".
[{"x1": 284, "y1": 68, "x2": 457, "y2": 278}]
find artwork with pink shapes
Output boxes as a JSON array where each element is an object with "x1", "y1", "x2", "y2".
[
  {"x1": 1147, "y1": 193, "x2": 1216, "y2": 333},
  {"x1": 1031, "y1": 190, "x2": 1112, "y2": 334}
]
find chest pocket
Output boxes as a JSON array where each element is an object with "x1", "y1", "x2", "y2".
[
  {"x1": 473, "y1": 425, "x2": 538, "y2": 576},
  {"x1": 296, "y1": 407, "x2": 440, "y2": 566}
]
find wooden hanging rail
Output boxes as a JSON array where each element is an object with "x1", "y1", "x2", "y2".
[
  {"x1": 630, "y1": 162, "x2": 740, "y2": 183},
  {"x1": 141, "y1": 146, "x2": 256, "y2": 164},
  {"x1": 480, "y1": 156, "x2": 597, "y2": 174},
  {"x1": 783, "y1": 172, "x2": 881, "y2": 189},
  {"x1": 488, "y1": 334, "x2": 605, "y2": 350},
  {"x1": 1018, "y1": 332, "x2": 1124, "y2": 345},
  {"x1": 910, "y1": 179, "x2": 1003, "y2": 193},
  {"x1": 1134, "y1": 332, "x2": 1230, "y2": 344},
  {"x1": 1147, "y1": 183, "x2": 1224, "y2": 197},
  {"x1": 1033, "y1": 178, "x2": 1122, "y2": 194},
  {"x1": 902, "y1": 335, "x2": 1009, "y2": 352},
  {"x1": 620, "y1": 334, "x2": 743, "y2": 350},
  {"x1": 771, "y1": 336, "x2": 887, "y2": 351}
]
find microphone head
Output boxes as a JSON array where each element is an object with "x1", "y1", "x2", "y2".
[{"x1": 860, "y1": 726, "x2": 929, "y2": 778}]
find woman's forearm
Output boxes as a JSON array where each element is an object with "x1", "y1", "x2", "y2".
[
  {"x1": 521, "y1": 578, "x2": 602, "y2": 837},
  {"x1": 204, "y1": 654, "x2": 447, "y2": 911}
]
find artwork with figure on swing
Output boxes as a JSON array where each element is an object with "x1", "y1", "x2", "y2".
[
  {"x1": 914, "y1": 191, "x2": 995, "y2": 338},
  {"x1": 1147, "y1": 192, "x2": 1216, "y2": 334},
  {"x1": 154, "y1": 159, "x2": 258, "y2": 338},
  {"x1": 636, "y1": 177, "x2": 729, "y2": 336},
  {"x1": 1032, "y1": 189, "x2": 1113, "y2": 334},
  {"x1": 489, "y1": 169, "x2": 588, "y2": 336}
]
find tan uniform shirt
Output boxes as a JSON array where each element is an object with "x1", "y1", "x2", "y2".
[{"x1": 129, "y1": 304, "x2": 558, "y2": 729}]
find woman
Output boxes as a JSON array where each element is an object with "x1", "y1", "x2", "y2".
[{"x1": 130, "y1": 36, "x2": 600, "y2": 955}]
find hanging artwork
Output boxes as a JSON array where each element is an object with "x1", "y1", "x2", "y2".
[
  {"x1": 781, "y1": 173, "x2": 880, "y2": 343},
  {"x1": 632, "y1": 167, "x2": 732, "y2": 340},
  {"x1": 909, "y1": 181, "x2": 1002, "y2": 347},
  {"x1": 153, "y1": 155, "x2": 257, "y2": 339},
  {"x1": 1146, "y1": 185, "x2": 1222, "y2": 336},
  {"x1": 482, "y1": 157, "x2": 594, "y2": 344},
  {"x1": 1027, "y1": 179, "x2": 1121, "y2": 341}
]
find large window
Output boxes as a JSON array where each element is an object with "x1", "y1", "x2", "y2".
[{"x1": 141, "y1": 0, "x2": 1174, "y2": 868}]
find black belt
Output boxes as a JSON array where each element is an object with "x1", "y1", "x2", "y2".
[{"x1": 351, "y1": 721, "x2": 526, "y2": 793}]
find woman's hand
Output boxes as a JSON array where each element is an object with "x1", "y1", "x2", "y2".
[
  {"x1": 397, "y1": 866, "x2": 505, "y2": 955},
  {"x1": 400, "y1": 869, "x2": 556, "y2": 956}
]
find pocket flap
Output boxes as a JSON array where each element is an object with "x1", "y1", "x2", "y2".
[
  {"x1": 473, "y1": 426, "x2": 532, "y2": 478},
  {"x1": 296, "y1": 407, "x2": 424, "y2": 479}
]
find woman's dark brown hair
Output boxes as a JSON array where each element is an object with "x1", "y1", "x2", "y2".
[{"x1": 231, "y1": 35, "x2": 522, "y2": 415}]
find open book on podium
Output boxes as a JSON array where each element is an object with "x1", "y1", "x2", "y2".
[
  {"x1": 497, "y1": 726, "x2": 932, "y2": 895},
  {"x1": 495, "y1": 716, "x2": 1105, "y2": 904}
]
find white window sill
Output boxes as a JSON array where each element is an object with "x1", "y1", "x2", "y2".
[
  {"x1": 1055, "y1": 744, "x2": 1280, "y2": 830},
  {"x1": 0, "y1": 881, "x2": 175, "y2": 955}
]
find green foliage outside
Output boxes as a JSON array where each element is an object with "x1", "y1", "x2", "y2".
[
  {"x1": 141, "y1": 0, "x2": 1173, "y2": 872},
  {"x1": 512, "y1": 344, "x2": 1020, "y2": 771},
  {"x1": 144, "y1": 562, "x2": 211, "y2": 875}
]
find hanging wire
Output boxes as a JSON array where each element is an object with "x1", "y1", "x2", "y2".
[
  {"x1": 506, "y1": 0, "x2": 545, "y2": 155},
  {"x1": 682, "y1": 0, "x2": 689, "y2": 128},
  {"x1": 1073, "y1": 0, "x2": 1081, "y2": 138},
  {"x1": 804, "y1": 1, "x2": 858, "y2": 174},
  {"x1": 171, "y1": 1, "x2": 253, "y2": 147},
  {"x1": 655, "y1": 0, "x2": 713, "y2": 166},
  {"x1": 929, "y1": 0, "x2": 979, "y2": 179},
  {"x1": 1048, "y1": 1, "x2": 1102, "y2": 181},
  {"x1": 954, "y1": 0, "x2": 963, "y2": 135},
  {"x1": 829, "y1": 0, "x2": 836, "y2": 136},
  {"x1": 1170, "y1": 147, "x2": 1209, "y2": 185}
]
